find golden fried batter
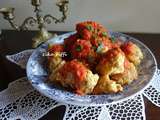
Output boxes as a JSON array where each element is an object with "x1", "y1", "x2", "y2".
[
  {"x1": 49, "y1": 60, "x2": 99, "y2": 95},
  {"x1": 48, "y1": 52, "x2": 63, "y2": 71},
  {"x1": 121, "y1": 41, "x2": 143, "y2": 66},
  {"x1": 93, "y1": 75, "x2": 123, "y2": 94},
  {"x1": 96, "y1": 48, "x2": 125, "y2": 75},
  {"x1": 111, "y1": 59, "x2": 138, "y2": 85}
]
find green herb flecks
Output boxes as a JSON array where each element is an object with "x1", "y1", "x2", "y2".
[
  {"x1": 86, "y1": 25, "x2": 94, "y2": 31},
  {"x1": 102, "y1": 32, "x2": 108, "y2": 37},
  {"x1": 76, "y1": 45, "x2": 83, "y2": 52}
]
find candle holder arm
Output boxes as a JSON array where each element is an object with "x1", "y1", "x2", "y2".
[
  {"x1": 44, "y1": 0, "x2": 69, "y2": 24},
  {"x1": 20, "y1": 17, "x2": 37, "y2": 30}
]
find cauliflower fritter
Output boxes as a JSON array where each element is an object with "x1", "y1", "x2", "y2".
[
  {"x1": 64, "y1": 34, "x2": 77, "y2": 52},
  {"x1": 71, "y1": 39, "x2": 92, "y2": 59},
  {"x1": 111, "y1": 59, "x2": 138, "y2": 85},
  {"x1": 76, "y1": 21, "x2": 108, "y2": 40},
  {"x1": 94, "y1": 37, "x2": 112, "y2": 54},
  {"x1": 49, "y1": 60, "x2": 66, "y2": 83},
  {"x1": 49, "y1": 59, "x2": 99, "y2": 95},
  {"x1": 48, "y1": 52, "x2": 63, "y2": 71},
  {"x1": 121, "y1": 41, "x2": 143, "y2": 66},
  {"x1": 96, "y1": 48, "x2": 125, "y2": 75},
  {"x1": 48, "y1": 44, "x2": 64, "y2": 71},
  {"x1": 76, "y1": 70, "x2": 99, "y2": 95},
  {"x1": 93, "y1": 75, "x2": 123, "y2": 94},
  {"x1": 76, "y1": 21, "x2": 112, "y2": 54}
]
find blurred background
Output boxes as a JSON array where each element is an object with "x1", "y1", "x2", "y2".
[{"x1": 0, "y1": 0, "x2": 160, "y2": 33}]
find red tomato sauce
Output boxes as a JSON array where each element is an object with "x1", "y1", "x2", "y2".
[
  {"x1": 124, "y1": 58, "x2": 130, "y2": 68},
  {"x1": 64, "y1": 34, "x2": 77, "y2": 51},
  {"x1": 48, "y1": 44, "x2": 64, "y2": 53},
  {"x1": 121, "y1": 41, "x2": 134, "y2": 55},
  {"x1": 60, "y1": 59, "x2": 87, "y2": 83},
  {"x1": 71, "y1": 39, "x2": 92, "y2": 59},
  {"x1": 100, "y1": 48, "x2": 122, "y2": 65}
]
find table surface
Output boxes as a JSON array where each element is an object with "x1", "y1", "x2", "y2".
[{"x1": 0, "y1": 30, "x2": 160, "y2": 120}]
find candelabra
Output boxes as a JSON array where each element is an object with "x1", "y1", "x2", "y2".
[{"x1": 0, "y1": 0, "x2": 69, "y2": 48}]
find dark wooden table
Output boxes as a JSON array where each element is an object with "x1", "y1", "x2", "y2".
[{"x1": 0, "y1": 30, "x2": 160, "y2": 120}]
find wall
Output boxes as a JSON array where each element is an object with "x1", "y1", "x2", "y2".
[{"x1": 0, "y1": 0, "x2": 160, "y2": 33}]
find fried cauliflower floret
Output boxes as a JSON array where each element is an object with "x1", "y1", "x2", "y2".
[
  {"x1": 49, "y1": 59, "x2": 99, "y2": 95},
  {"x1": 76, "y1": 21, "x2": 112, "y2": 54},
  {"x1": 121, "y1": 41, "x2": 143, "y2": 66},
  {"x1": 95, "y1": 37, "x2": 112, "y2": 54},
  {"x1": 76, "y1": 21, "x2": 108, "y2": 40},
  {"x1": 111, "y1": 59, "x2": 138, "y2": 85},
  {"x1": 49, "y1": 60, "x2": 66, "y2": 82},
  {"x1": 96, "y1": 48, "x2": 125, "y2": 75},
  {"x1": 48, "y1": 44, "x2": 64, "y2": 71},
  {"x1": 71, "y1": 39, "x2": 92, "y2": 59},
  {"x1": 93, "y1": 75, "x2": 123, "y2": 94},
  {"x1": 76, "y1": 70, "x2": 99, "y2": 95},
  {"x1": 48, "y1": 52, "x2": 63, "y2": 71},
  {"x1": 64, "y1": 34, "x2": 77, "y2": 52}
]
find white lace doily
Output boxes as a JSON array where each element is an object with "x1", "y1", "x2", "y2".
[{"x1": 0, "y1": 50, "x2": 159, "y2": 120}]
